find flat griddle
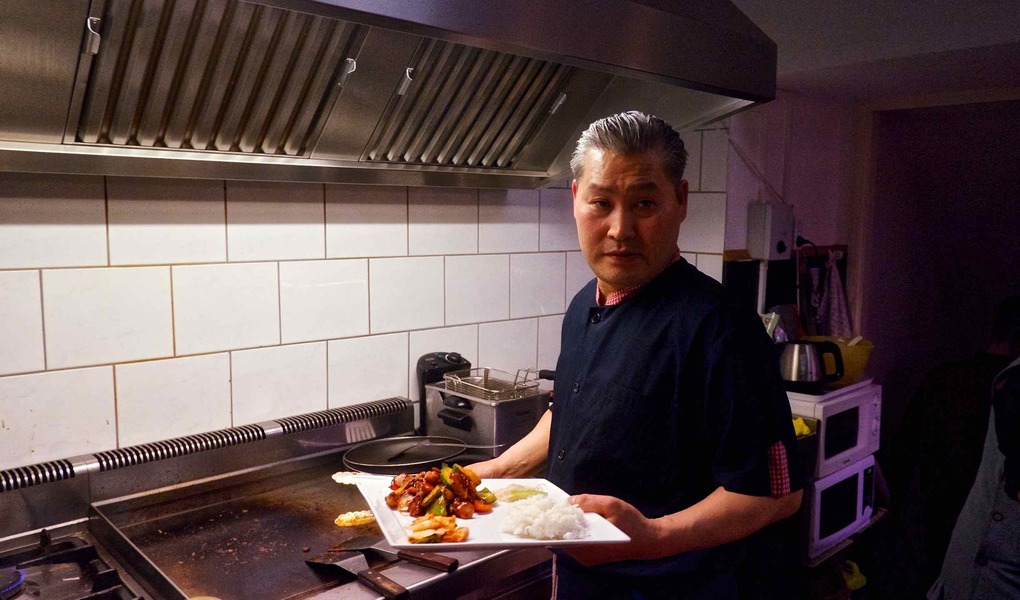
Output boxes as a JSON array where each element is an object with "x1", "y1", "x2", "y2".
[{"x1": 96, "y1": 457, "x2": 390, "y2": 600}]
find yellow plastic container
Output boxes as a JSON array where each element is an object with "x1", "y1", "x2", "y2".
[{"x1": 804, "y1": 336, "x2": 873, "y2": 387}]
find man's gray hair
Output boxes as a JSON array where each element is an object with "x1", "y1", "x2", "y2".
[{"x1": 569, "y1": 111, "x2": 688, "y2": 185}]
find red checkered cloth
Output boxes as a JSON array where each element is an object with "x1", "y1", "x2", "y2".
[{"x1": 768, "y1": 441, "x2": 792, "y2": 497}]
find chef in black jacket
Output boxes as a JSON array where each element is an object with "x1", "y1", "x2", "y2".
[{"x1": 470, "y1": 111, "x2": 804, "y2": 600}]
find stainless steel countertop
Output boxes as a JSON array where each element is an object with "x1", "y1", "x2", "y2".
[{"x1": 0, "y1": 399, "x2": 553, "y2": 598}]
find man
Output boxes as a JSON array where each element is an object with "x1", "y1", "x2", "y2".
[
  {"x1": 469, "y1": 111, "x2": 803, "y2": 599},
  {"x1": 892, "y1": 295, "x2": 1020, "y2": 596},
  {"x1": 928, "y1": 353, "x2": 1020, "y2": 599}
]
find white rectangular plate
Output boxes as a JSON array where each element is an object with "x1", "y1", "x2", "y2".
[{"x1": 356, "y1": 477, "x2": 631, "y2": 550}]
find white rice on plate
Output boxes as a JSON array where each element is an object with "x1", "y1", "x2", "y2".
[{"x1": 500, "y1": 495, "x2": 589, "y2": 540}]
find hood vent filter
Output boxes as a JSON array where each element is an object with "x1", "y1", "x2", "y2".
[
  {"x1": 75, "y1": 0, "x2": 361, "y2": 156},
  {"x1": 365, "y1": 40, "x2": 573, "y2": 169}
]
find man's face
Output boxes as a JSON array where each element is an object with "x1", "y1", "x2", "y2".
[{"x1": 571, "y1": 148, "x2": 688, "y2": 296}]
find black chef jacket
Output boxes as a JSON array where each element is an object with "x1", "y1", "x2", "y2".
[{"x1": 547, "y1": 259, "x2": 803, "y2": 597}]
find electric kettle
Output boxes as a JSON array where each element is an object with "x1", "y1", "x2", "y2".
[{"x1": 777, "y1": 340, "x2": 844, "y2": 392}]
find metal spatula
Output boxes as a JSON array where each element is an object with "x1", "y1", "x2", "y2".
[{"x1": 306, "y1": 549, "x2": 408, "y2": 599}]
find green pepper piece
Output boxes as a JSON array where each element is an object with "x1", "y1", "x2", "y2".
[
  {"x1": 477, "y1": 487, "x2": 497, "y2": 504},
  {"x1": 429, "y1": 494, "x2": 448, "y2": 516},
  {"x1": 440, "y1": 466, "x2": 454, "y2": 488},
  {"x1": 421, "y1": 484, "x2": 442, "y2": 509}
]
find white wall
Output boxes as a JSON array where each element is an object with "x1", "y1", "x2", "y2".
[
  {"x1": 725, "y1": 91, "x2": 858, "y2": 250},
  {"x1": 0, "y1": 125, "x2": 726, "y2": 469}
]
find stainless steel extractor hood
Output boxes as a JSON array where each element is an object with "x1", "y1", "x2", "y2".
[{"x1": 0, "y1": 0, "x2": 775, "y2": 188}]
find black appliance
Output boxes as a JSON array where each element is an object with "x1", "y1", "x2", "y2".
[{"x1": 415, "y1": 352, "x2": 470, "y2": 435}]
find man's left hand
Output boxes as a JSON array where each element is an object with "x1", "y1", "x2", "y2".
[{"x1": 564, "y1": 494, "x2": 665, "y2": 566}]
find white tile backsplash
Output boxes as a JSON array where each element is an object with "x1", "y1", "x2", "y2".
[
  {"x1": 232, "y1": 343, "x2": 327, "y2": 424},
  {"x1": 326, "y1": 185, "x2": 407, "y2": 258},
  {"x1": 445, "y1": 254, "x2": 509, "y2": 325},
  {"x1": 478, "y1": 319, "x2": 538, "y2": 373},
  {"x1": 0, "y1": 367, "x2": 115, "y2": 469},
  {"x1": 115, "y1": 354, "x2": 231, "y2": 446},
  {"x1": 479, "y1": 189, "x2": 540, "y2": 253},
  {"x1": 696, "y1": 253, "x2": 724, "y2": 283},
  {"x1": 539, "y1": 188, "x2": 579, "y2": 251},
  {"x1": 370, "y1": 257, "x2": 445, "y2": 333},
  {"x1": 43, "y1": 267, "x2": 174, "y2": 369},
  {"x1": 172, "y1": 262, "x2": 280, "y2": 355},
  {"x1": 328, "y1": 333, "x2": 409, "y2": 407},
  {"x1": 0, "y1": 173, "x2": 107, "y2": 268},
  {"x1": 226, "y1": 181, "x2": 324, "y2": 261},
  {"x1": 108, "y1": 177, "x2": 226, "y2": 265},
  {"x1": 280, "y1": 259, "x2": 369, "y2": 344},
  {"x1": 679, "y1": 193, "x2": 727, "y2": 253},
  {"x1": 0, "y1": 122, "x2": 730, "y2": 469},
  {"x1": 510, "y1": 253, "x2": 566, "y2": 318},
  {"x1": 700, "y1": 129, "x2": 728, "y2": 192},
  {"x1": 408, "y1": 187, "x2": 478, "y2": 255},
  {"x1": 0, "y1": 271, "x2": 44, "y2": 376},
  {"x1": 565, "y1": 251, "x2": 593, "y2": 302},
  {"x1": 537, "y1": 315, "x2": 564, "y2": 374},
  {"x1": 680, "y1": 130, "x2": 703, "y2": 191}
]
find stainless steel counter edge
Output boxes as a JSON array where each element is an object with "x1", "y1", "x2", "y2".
[{"x1": 0, "y1": 398, "x2": 411, "y2": 537}]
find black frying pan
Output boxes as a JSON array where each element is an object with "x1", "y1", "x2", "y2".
[{"x1": 342, "y1": 436, "x2": 467, "y2": 475}]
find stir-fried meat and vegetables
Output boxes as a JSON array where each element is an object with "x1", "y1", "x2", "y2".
[{"x1": 386, "y1": 464, "x2": 497, "y2": 519}]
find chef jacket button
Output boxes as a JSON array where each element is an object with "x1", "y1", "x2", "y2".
[
  {"x1": 557, "y1": 449, "x2": 566, "y2": 460},
  {"x1": 590, "y1": 312, "x2": 602, "y2": 324},
  {"x1": 992, "y1": 511, "x2": 1004, "y2": 522},
  {"x1": 572, "y1": 382, "x2": 580, "y2": 394}
]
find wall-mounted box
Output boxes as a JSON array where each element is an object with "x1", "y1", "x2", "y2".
[{"x1": 747, "y1": 202, "x2": 795, "y2": 260}]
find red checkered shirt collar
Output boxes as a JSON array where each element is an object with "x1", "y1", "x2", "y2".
[{"x1": 595, "y1": 247, "x2": 683, "y2": 306}]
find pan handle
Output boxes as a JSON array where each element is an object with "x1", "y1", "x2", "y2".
[
  {"x1": 357, "y1": 568, "x2": 409, "y2": 600},
  {"x1": 538, "y1": 369, "x2": 556, "y2": 380},
  {"x1": 396, "y1": 549, "x2": 459, "y2": 572}
]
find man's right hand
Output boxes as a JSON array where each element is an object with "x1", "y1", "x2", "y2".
[
  {"x1": 464, "y1": 458, "x2": 504, "y2": 479},
  {"x1": 466, "y1": 409, "x2": 552, "y2": 479}
]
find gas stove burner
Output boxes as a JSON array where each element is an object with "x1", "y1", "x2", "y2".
[
  {"x1": 0, "y1": 567, "x2": 25, "y2": 600},
  {"x1": 0, "y1": 531, "x2": 142, "y2": 600}
]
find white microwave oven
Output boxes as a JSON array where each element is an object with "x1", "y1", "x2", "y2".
[
  {"x1": 788, "y1": 381, "x2": 881, "y2": 478},
  {"x1": 804, "y1": 453, "x2": 876, "y2": 560}
]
